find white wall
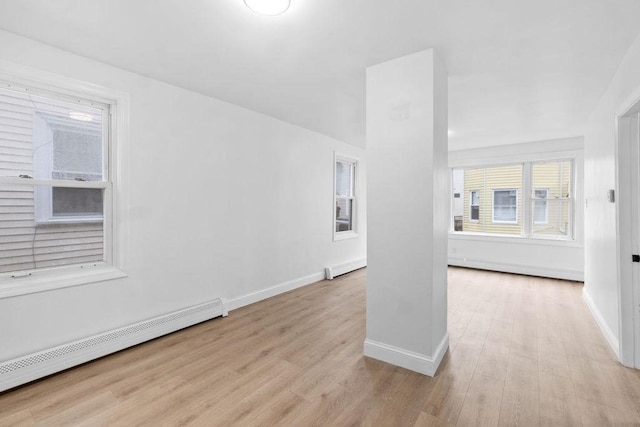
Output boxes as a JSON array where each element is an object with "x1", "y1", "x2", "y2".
[
  {"x1": 584, "y1": 31, "x2": 640, "y2": 350},
  {"x1": 449, "y1": 137, "x2": 584, "y2": 282},
  {"x1": 0, "y1": 30, "x2": 366, "y2": 361}
]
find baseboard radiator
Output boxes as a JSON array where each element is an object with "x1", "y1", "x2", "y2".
[
  {"x1": 325, "y1": 258, "x2": 367, "y2": 280},
  {"x1": 0, "y1": 298, "x2": 224, "y2": 393}
]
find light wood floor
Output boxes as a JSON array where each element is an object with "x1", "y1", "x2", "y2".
[{"x1": 2, "y1": 267, "x2": 640, "y2": 426}]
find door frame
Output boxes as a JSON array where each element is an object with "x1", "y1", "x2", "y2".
[{"x1": 615, "y1": 91, "x2": 640, "y2": 369}]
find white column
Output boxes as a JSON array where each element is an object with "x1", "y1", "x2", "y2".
[{"x1": 364, "y1": 48, "x2": 448, "y2": 376}]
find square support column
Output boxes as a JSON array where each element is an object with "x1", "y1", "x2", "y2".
[{"x1": 364, "y1": 49, "x2": 448, "y2": 376}]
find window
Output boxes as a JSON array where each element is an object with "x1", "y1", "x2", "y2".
[
  {"x1": 451, "y1": 160, "x2": 573, "y2": 239},
  {"x1": 470, "y1": 190, "x2": 480, "y2": 221},
  {"x1": 533, "y1": 189, "x2": 549, "y2": 224},
  {"x1": 492, "y1": 189, "x2": 518, "y2": 223},
  {"x1": 0, "y1": 74, "x2": 125, "y2": 296},
  {"x1": 334, "y1": 154, "x2": 357, "y2": 239}
]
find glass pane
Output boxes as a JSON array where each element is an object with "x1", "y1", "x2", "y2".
[
  {"x1": 531, "y1": 199, "x2": 571, "y2": 237},
  {"x1": 470, "y1": 205, "x2": 479, "y2": 221},
  {"x1": 532, "y1": 161, "x2": 571, "y2": 199},
  {"x1": 0, "y1": 86, "x2": 104, "y2": 180},
  {"x1": 493, "y1": 189, "x2": 517, "y2": 222},
  {"x1": 336, "y1": 161, "x2": 353, "y2": 197},
  {"x1": 471, "y1": 190, "x2": 480, "y2": 206},
  {"x1": 52, "y1": 187, "x2": 103, "y2": 217},
  {"x1": 533, "y1": 199, "x2": 548, "y2": 223},
  {"x1": 336, "y1": 197, "x2": 353, "y2": 232},
  {"x1": 0, "y1": 184, "x2": 103, "y2": 274},
  {"x1": 455, "y1": 165, "x2": 522, "y2": 234}
]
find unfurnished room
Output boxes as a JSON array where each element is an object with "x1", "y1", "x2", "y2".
[{"x1": 1, "y1": 0, "x2": 640, "y2": 425}]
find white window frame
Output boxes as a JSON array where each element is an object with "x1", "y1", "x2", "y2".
[
  {"x1": 469, "y1": 190, "x2": 480, "y2": 222},
  {"x1": 0, "y1": 61, "x2": 129, "y2": 299},
  {"x1": 532, "y1": 188, "x2": 549, "y2": 225},
  {"x1": 450, "y1": 153, "x2": 579, "y2": 243},
  {"x1": 492, "y1": 188, "x2": 519, "y2": 224},
  {"x1": 333, "y1": 152, "x2": 358, "y2": 241}
]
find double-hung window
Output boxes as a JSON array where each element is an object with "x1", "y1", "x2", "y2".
[
  {"x1": 0, "y1": 77, "x2": 124, "y2": 295},
  {"x1": 334, "y1": 154, "x2": 358, "y2": 240}
]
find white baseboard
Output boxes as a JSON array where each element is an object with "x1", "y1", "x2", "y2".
[
  {"x1": 225, "y1": 271, "x2": 326, "y2": 312},
  {"x1": 448, "y1": 257, "x2": 583, "y2": 282},
  {"x1": 582, "y1": 288, "x2": 620, "y2": 359},
  {"x1": 363, "y1": 333, "x2": 449, "y2": 377},
  {"x1": 325, "y1": 257, "x2": 367, "y2": 280},
  {"x1": 0, "y1": 299, "x2": 224, "y2": 393}
]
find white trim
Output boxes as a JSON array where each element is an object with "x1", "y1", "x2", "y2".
[
  {"x1": 448, "y1": 257, "x2": 583, "y2": 282},
  {"x1": 0, "y1": 299, "x2": 224, "y2": 392},
  {"x1": 0, "y1": 263, "x2": 126, "y2": 298},
  {"x1": 582, "y1": 288, "x2": 620, "y2": 359},
  {"x1": 325, "y1": 257, "x2": 367, "y2": 280},
  {"x1": 363, "y1": 333, "x2": 449, "y2": 377},
  {"x1": 448, "y1": 231, "x2": 582, "y2": 247},
  {"x1": 615, "y1": 99, "x2": 640, "y2": 368},
  {"x1": 224, "y1": 271, "x2": 326, "y2": 312}
]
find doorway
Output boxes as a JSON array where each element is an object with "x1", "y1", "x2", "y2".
[{"x1": 616, "y1": 99, "x2": 640, "y2": 369}]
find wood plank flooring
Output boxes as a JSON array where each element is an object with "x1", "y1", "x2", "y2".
[{"x1": 1, "y1": 267, "x2": 640, "y2": 426}]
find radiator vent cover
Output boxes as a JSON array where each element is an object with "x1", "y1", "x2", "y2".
[{"x1": 0, "y1": 298, "x2": 224, "y2": 392}]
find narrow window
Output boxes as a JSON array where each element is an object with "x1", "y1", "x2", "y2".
[
  {"x1": 470, "y1": 190, "x2": 480, "y2": 221},
  {"x1": 334, "y1": 155, "x2": 357, "y2": 239}
]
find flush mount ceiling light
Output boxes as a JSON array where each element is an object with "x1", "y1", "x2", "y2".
[
  {"x1": 69, "y1": 112, "x2": 93, "y2": 122},
  {"x1": 243, "y1": 0, "x2": 290, "y2": 16}
]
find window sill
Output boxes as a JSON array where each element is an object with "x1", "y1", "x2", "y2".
[
  {"x1": 448, "y1": 232, "x2": 582, "y2": 247},
  {"x1": 36, "y1": 217, "x2": 104, "y2": 226},
  {"x1": 334, "y1": 230, "x2": 359, "y2": 241},
  {"x1": 0, "y1": 262, "x2": 127, "y2": 299}
]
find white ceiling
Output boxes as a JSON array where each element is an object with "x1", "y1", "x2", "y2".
[{"x1": 0, "y1": 0, "x2": 638, "y2": 150}]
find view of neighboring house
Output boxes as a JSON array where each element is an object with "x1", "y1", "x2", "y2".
[
  {"x1": 452, "y1": 160, "x2": 572, "y2": 238},
  {"x1": 0, "y1": 87, "x2": 105, "y2": 273}
]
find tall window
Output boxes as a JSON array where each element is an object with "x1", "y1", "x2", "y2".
[
  {"x1": 334, "y1": 154, "x2": 357, "y2": 239},
  {"x1": 0, "y1": 85, "x2": 110, "y2": 275},
  {"x1": 451, "y1": 160, "x2": 573, "y2": 239}
]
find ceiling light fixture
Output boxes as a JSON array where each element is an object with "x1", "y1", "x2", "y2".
[
  {"x1": 69, "y1": 112, "x2": 93, "y2": 122},
  {"x1": 243, "y1": 0, "x2": 290, "y2": 16}
]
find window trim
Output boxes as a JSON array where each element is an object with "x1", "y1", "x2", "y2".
[
  {"x1": 333, "y1": 152, "x2": 359, "y2": 241},
  {"x1": 0, "y1": 61, "x2": 129, "y2": 299},
  {"x1": 491, "y1": 188, "x2": 519, "y2": 224},
  {"x1": 450, "y1": 157, "x2": 577, "y2": 241}
]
